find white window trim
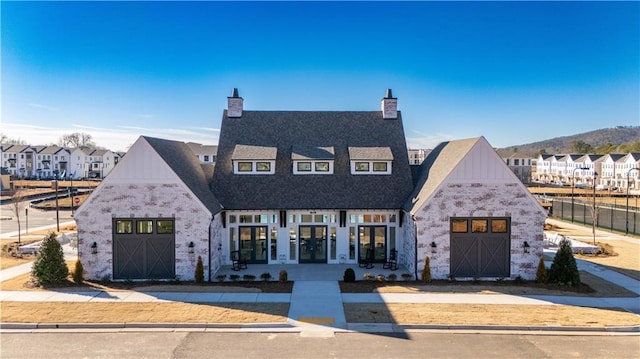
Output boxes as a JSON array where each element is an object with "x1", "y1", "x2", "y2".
[
  {"x1": 293, "y1": 160, "x2": 334, "y2": 175},
  {"x1": 233, "y1": 160, "x2": 275, "y2": 175},
  {"x1": 350, "y1": 160, "x2": 392, "y2": 175}
]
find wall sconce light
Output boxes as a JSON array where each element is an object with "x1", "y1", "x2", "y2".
[
  {"x1": 188, "y1": 242, "x2": 195, "y2": 254},
  {"x1": 91, "y1": 242, "x2": 98, "y2": 255},
  {"x1": 430, "y1": 241, "x2": 437, "y2": 253},
  {"x1": 217, "y1": 242, "x2": 222, "y2": 252},
  {"x1": 523, "y1": 241, "x2": 530, "y2": 254}
]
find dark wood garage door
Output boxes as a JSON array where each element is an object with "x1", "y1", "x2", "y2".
[
  {"x1": 113, "y1": 219, "x2": 175, "y2": 280},
  {"x1": 450, "y1": 218, "x2": 510, "y2": 278}
]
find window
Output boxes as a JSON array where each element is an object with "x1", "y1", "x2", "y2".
[
  {"x1": 491, "y1": 219, "x2": 508, "y2": 233},
  {"x1": 315, "y1": 162, "x2": 329, "y2": 172},
  {"x1": 256, "y1": 162, "x2": 271, "y2": 172},
  {"x1": 204, "y1": 155, "x2": 210, "y2": 162},
  {"x1": 116, "y1": 220, "x2": 133, "y2": 234},
  {"x1": 373, "y1": 162, "x2": 388, "y2": 172},
  {"x1": 137, "y1": 220, "x2": 153, "y2": 234},
  {"x1": 157, "y1": 220, "x2": 174, "y2": 234},
  {"x1": 471, "y1": 220, "x2": 488, "y2": 233},
  {"x1": 297, "y1": 162, "x2": 312, "y2": 172},
  {"x1": 355, "y1": 162, "x2": 369, "y2": 172},
  {"x1": 452, "y1": 219, "x2": 468, "y2": 233},
  {"x1": 238, "y1": 162, "x2": 252, "y2": 172}
]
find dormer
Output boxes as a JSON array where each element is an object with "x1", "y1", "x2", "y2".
[
  {"x1": 227, "y1": 88, "x2": 243, "y2": 118},
  {"x1": 231, "y1": 144, "x2": 276, "y2": 174},
  {"x1": 381, "y1": 88, "x2": 397, "y2": 119},
  {"x1": 349, "y1": 146, "x2": 393, "y2": 175},
  {"x1": 292, "y1": 145, "x2": 335, "y2": 174}
]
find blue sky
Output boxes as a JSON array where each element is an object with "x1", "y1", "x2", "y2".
[{"x1": 2, "y1": 1, "x2": 639, "y2": 152}]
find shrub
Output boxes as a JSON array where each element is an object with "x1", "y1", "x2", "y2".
[
  {"x1": 363, "y1": 272, "x2": 374, "y2": 281},
  {"x1": 72, "y1": 259, "x2": 84, "y2": 284},
  {"x1": 401, "y1": 273, "x2": 413, "y2": 281},
  {"x1": 376, "y1": 274, "x2": 385, "y2": 282},
  {"x1": 215, "y1": 274, "x2": 226, "y2": 282},
  {"x1": 387, "y1": 273, "x2": 397, "y2": 282},
  {"x1": 548, "y1": 239, "x2": 580, "y2": 286},
  {"x1": 421, "y1": 256, "x2": 432, "y2": 283},
  {"x1": 343, "y1": 268, "x2": 356, "y2": 282},
  {"x1": 243, "y1": 274, "x2": 256, "y2": 281},
  {"x1": 260, "y1": 272, "x2": 272, "y2": 282},
  {"x1": 31, "y1": 232, "x2": 69, "y2": 285},
  {"x1": 195, "y1": 255, "x2": 204, "y2": 284},
  {"x1": 535, "y1": 256, "x2": 548, "y2": 284},
  {"x1": 279, "y1": 270, "x2": 288, "y2": 282},
  {"x1": 229, "y1": 274, "x2": 240, "y2": 282},
  {"x1": 514, "y1": 275, "x2": 524, "y2": 284}
]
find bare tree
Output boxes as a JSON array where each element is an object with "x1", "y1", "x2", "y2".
[
  {"x1": 9, "y1": 189, "x2": 28, "y2": 244},
  {"x1": 0, "y1": 133, "x2": 27, "y2": 145},
  {"x1": 58, "y1": 132, "x2": 95, "y2": 148}
]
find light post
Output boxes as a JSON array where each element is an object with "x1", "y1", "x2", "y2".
[
  {"x1": 572, "y1": 167, "x2": 589, "y2": 223},
  {"x1": 69, "y1": 174, "x2": 75, "y2": 216},
  {"x1": 53, "y1": 179, "x2": 60, "y2": 232},
  {"x1": 592, "y1": 171, "x2": 598, "y2": 245},
  {"x1": 626, "y1": 167, "x2": 640, "y2": 235}
]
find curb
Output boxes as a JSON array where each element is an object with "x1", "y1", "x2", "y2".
[{"x1": 2, "y1": 322, "x2": 638, "y2": 334}]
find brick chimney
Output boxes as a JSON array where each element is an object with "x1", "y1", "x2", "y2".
[
  {"x1": 227, "y1": 88, "x2": 243, "y2": 118},
  {"x1": 381, "y1": 88, "x2": 397, "y2": 119}
]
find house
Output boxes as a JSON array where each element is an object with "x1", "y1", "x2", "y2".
[
  {"x1": 618, "y1": 153, "x2": 640, "y2": 191},
  {"x1": 1, "y1": 144, "x2": 33, "y2": 177},
  {"x1": 187, "y1": 142, "x2": 218, "y2": 164},
  {"x1": 403, "y1": 137, "x2": 547, "y2": 279},
  {"x1": 502, "y1": 154, "x2": 533, "y2": 184},
  {"x1": 600, "y1": 154, "x2": 626, "y2": 189},
  {"x1": 34, "y1": 146, "x2": 70, "y2": 179},
  {"x1": 76, "y1": 89, "x2": 545, "y2": 281}
]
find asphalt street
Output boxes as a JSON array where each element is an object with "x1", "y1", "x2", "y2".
[
  {"x1": 0, "y1": 202, "x2": 73, "y2": 237},
  {"x1": 1, "y1": 332, "x2": 639, "y2": 359}
]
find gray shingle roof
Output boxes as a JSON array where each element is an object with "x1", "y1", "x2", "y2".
[
  {"x1": 231, "y1": 145, "x2": 278, "y2": 160},
  {"x1": 212, "y1": 110, "x2": 414, "y2": 210},
  {"x1": 348, "y1": 147, "x2": 394, "y2": 160},
  {"x1": 143, "y1": 136, "x2": 222, "y2": 215},
  {"x1": 291, "y1": 146, "x2": 335, "y2": 160}
]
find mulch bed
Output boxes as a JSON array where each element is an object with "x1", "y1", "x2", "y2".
[{"x1": 339, "y1": 279, "x2": 596, "y2": 294}]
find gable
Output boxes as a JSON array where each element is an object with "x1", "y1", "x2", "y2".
[{"x1": 406, "y1": 137, "x2": 546, "y2": 217}]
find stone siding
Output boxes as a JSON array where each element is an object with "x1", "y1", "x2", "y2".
[
  {"x1": 75, "y1": 183, "x2": 213, "y2": 281},
  {"x1": 413, "y1": 183, "x2": 546, "y2": 280}
]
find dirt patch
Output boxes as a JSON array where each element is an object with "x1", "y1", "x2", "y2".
[
  {"x1": 344, "y1": 303, "x2": 640, "y2": 327},
  {"x1": 575, "y1": 239, "x2": 640, "y2": 281},
  {"x1": 1, "y1": 302, "x2": 290, "y2": 324},
  {"x1": 339, "y1": 271, "x2": 636, "y2": 298}
]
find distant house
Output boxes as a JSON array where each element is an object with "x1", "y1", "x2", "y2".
[
  {"x1": 502, "y1": 154, "x2": 533, "y2": 184},
  {"x1": 187, "y1": 142, "x2": 218, "y2": 164},
  {"x1": 76, "y1": 89, "x2": 546, "y2": 281}
]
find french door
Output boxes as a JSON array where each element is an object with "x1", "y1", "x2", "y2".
[
  {"x1": 358, "y1": 226, "x2": 387, "y2": 263},
  {"x1": 239, "y1": 226, "x2": 268, "y2": 264},
  {"x1": 299, "y1": 226, "x2": 327, "y2": 263}
]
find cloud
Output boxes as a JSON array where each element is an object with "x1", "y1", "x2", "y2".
[
  {"x1": 28, "y1": 103, "x2": 60, "y2": 112},
  {"x1": 405, "y1": 129, "x2": 455, "y2": 149}
]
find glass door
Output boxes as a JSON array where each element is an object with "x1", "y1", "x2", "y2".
[
  {"x1": 239, "y1": 226, "x2": 268, "y2": 264},
  {"x1": 358, "y1": 226, "x2": 387, "y2": 263},
  {"x1": 299, "y1": 226, "x2": 327, "y2": 263}
]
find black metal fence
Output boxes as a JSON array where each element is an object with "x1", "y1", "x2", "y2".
[{"x1": 552, "y1": 198, "x2": 640, "y2": 236}]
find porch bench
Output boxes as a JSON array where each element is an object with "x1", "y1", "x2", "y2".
[{"x1": 358, "y1": 248, "x2": 374, "y2": 269}]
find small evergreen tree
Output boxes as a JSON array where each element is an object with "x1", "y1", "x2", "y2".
[
  {"x1": 421, "y1": 256, "x2": 432, "y2": 283},
  {"x1": 72, "y1": 259, "x2": 84, "y2": 284},
  {"x1": 278, "y1": 270, "x2": 288, "y2": 282},
  {"x1": 343, "y1": 268, "x2": 356, "y2": 282},
  {"x1": 31, "y1": 232, "x2": 69, "y2": 285},
  {"x1": 194, "y1": 255, "x2": 204, "y2": 283},
  {"x1": 535, "y1": 256, "x2": 548, "y2": 284},
  {"x1": 548, "y1": 239, "x2": 580, "y2": 286}
]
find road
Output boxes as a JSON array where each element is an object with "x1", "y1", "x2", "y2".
[
  {"x1": 1, "y1": 332, "x2": 638, "y2": 359},
  {"x1": 0, "y1": 202, "x2": 74, "y2": 238}
]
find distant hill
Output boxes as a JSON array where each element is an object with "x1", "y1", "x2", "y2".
[{"x1": 496, "y1": 126, "x2": 640, "y2": 158}]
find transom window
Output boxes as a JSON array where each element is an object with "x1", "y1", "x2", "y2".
[
  {"x1": 351, "y1": 161, "x2": 392, "y2": 175},
  {"x1": 114, "y1": 218, "x2": 175, "y2": 235},
  {"x1": 451, "y1": 217, "x2": 510, "y2": 234},
  {"x1": 233, "y1": 160, "x2": 275, "y2": 175}
]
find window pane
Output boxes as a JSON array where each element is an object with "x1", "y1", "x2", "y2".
[
  {"x1": 314, "y1": 214, "x2": 325, "y2": 223},
  {"x1": 297, "y1": 162, "x2": 312, "y2": 171},
  {"x1": 300, "y1": 214, "x2": 313, "y2": 223},
  {"x1": 373, "y1": 162, "x2": 388, "y2": 172},
  {"x1": 363, "y1": 214, "x2": 372, "y2": 223},
  {"x1": 452, "y1": 219, "x2": 468, "y2": 233},
  {"x1": 355, "y1": 162, "x2": 369, "y2": 171},
  {"x1": 315, "y1": 162, "x2": 329, "y2": 172},
  {"x1": 330, "y1": 227, "x2": 337, "y2": 260},
  {"x1": 472, "y1": 219, "x2": 488, "y2": 233},
  {"x1": 238, "y1": 162, "x2": 252, "y2": 172},
  {"x1": 137, "y1": 220, "x2": 153, "y2": 234},
  {"x1": 157, "y1": 220, "x2": 174, "y2": 234},
  {"x1": 270, "y1": 227, "x2": 277, "y2": 261},
  {"x1": 240, "y1": 215, "x2": 253, "y2": 223},
  {"x1": 229, "y1": 215, "x2": 236, "y2": 224},
  {"x1": 492, "y1": 219, "x2": 508, "y2": 233},
  {"x1": 349, "y1": 227, "x2": 356, "y2": 260},
  {"x1": 390, "y1": 214, "x2": 397, "y2": 223},
  {"x1": 256, "y1": 162, "x2": 271, "y2": 172},
  {"x1": 289, "y1": 227, "x2": 296, "y2": 260},
  {"x1": 116, "y1": 220, "x2": 133, "y2": 234}
]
